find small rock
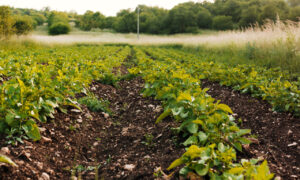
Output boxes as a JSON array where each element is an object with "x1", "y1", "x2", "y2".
[
  {"x1": 274, "y1": 176, "x2": 281, "y2": 180},
  {"x1": 102, "y1": 112, "x2": 109, "y2": 119},
  {"x1": 93, "y1": 142, "x2": 99, "y2": 146},
  {"x1": 287, "y1": 142, "x2": 297, "y2": 147},
  {"x1": 288, "y1": 130, "x2": 293, "y2": 135},
  {"x1": 1, "y1": 147, "x2": 10, "y2": 155},
  {"x1": 41, "y1": 136, "x2": 52, "y2": 143},
  {"x1": 20, "y1": 151, "x2": 32, "y2": 161},
  {"x1": 39, "y1": 172, "x2": 50, "y2": 180},
  {"x1": 85, "y1": 113, "x2": 93, "y2": 119},
  {"x1": 77, "y1": 119, "x2": 83, "y2": 123},
  {"x1": 71, "y1": 109, "x2": 81, "y2": 113},
  {"x1": 37, "y1": 162, "x2": 43, "y2": 170},
  {"x1": 39, "y1": 127, "x2": 46, "y2": 132},
  {"x1": 46, "y1": 168, "x2": 54, "y2": 175},
  {"x1": 144, "y1": 155, "x2": 150, "y2": 159},
  {"x1": 124, "y1": 164, "x2": 135, "y2": 171}
]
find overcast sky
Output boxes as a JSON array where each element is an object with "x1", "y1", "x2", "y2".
[{"x1": 0, "y1": 0, "x2": 213, "y2": 16}]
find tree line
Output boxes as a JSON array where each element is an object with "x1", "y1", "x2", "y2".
[
  {"x1": 1, "y1": 0, "x2": 300, "y2": 38},
  {"x1": 76, "y1": 0, "x2": 300, "y2": 34}
]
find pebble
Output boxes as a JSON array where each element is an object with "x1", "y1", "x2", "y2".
[
  {"x1": 37, "y1": 162, "x2": 43, "y2": 170},
  {"x1": 41, "y1": 136, "x2": 52, "y2": 143},
  {"x1": 124, "y1": 164, "x2": 135, "y2": 171},
  {"x1": 1, "y1": 147, "x2": 10, "y2": 155},
  {"x1": 287, "y1": 142, "x2": 297, "y2": 147},
  {"x1": 71, "y1": 109, "x2": 81, "y2": 113},
  {"x1": 39, "y1": 172, "x2": 50, "y2": 180}
]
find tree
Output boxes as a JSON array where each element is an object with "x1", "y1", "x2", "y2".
[
  {"x1": 48, "y1": 22, "x2": 70, "y2": 35},
  {"x1": 197, "y1": 10, "x2": 213, "y2": 29},
  {"x1": 289, "y1": 6, "x2": 300, "y2": 21},
  {"x1": 288, "y1": 0, "x2": 300, "y2": 7},
  {"x1": 166, "y1": 2, "x2": 199, "y2": 34},
  {"x1": 47, "y1": 11, "x2": 69, "y2": 27},
  {"x1": 77, "y1": 11, "x2": 105, "y2": 31},
  {"x1": 0, "y1": 6, "x2": 14, "y2": 40},
  {"x1": 239, "y1": 6, "x2": 259, "y2": 27},
  {"x1": 13, "y1": 15, "x2": 34, "y2": 35},
  {"x1": 212, "y1": 15, "x2": 234, "y2": 30},
  {"x1": 113, "y1": 10, "x2": 136, "y2": 33}
]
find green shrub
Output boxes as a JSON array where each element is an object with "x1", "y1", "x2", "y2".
[
  {"x1": 212, "y1": 15, "x2": 234, "y2": 30},
  {"x1": 48, "y1": 22, "x2": 70, "y2": 35},
  {"x1": 13, "y1": 16, "x2": 34, "y2": 35},
  {"x1": 78, "y1": 96, "x2": 111, "y2": 114}
]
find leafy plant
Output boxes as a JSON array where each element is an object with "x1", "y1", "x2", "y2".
[{"x1": 78, "y1": 96, "x2": 111, "y2": 114}]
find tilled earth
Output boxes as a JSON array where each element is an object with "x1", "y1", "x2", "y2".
[
  {"x1": 0, "y1": 76, "x2": 184, "y2": 179},
  {"x1": 202, "y1": 79, "x2": 300, "y2": 180},
  {"x1": 1, "y1": 70, "x2": 299, "y2": 180}
]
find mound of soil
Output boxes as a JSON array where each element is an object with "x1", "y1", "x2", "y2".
[{"x1": 201, "y1": 79, "x2": 300, "y2": 180}]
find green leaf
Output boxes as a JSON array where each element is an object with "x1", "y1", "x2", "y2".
[
  {"x1": 253, "y1": 161, "x2": 274, "y2": 180},
  {"x1": 198, "y1": 131, "x2": 207, "y2": 143},
  {"x1": 233, "y1": 142, "x2": 242, "y2": 152},
  {"x1": 195, "y1": 164, "x2": 209, "y2": 176},
  {"x1": 179, "y1": 167, "x2": 191, "y2": 176},
  {"x1": 217, "y1": 104, "x2": 233, "y2": 114},
  {"x1": 187, "y1": 123, "x2": 198, "y2": 134},
  {"x1": 183, "y1": 136, "x2": 198, "y2": 146},
  {"x1": 5, "y1": 111, "x2": 15, "y2": 126},
  {"x1": 218, "y1": 143, "x2": 225, "y2": 153},
  {"x1": 236, "y1": 129, "x2": 251, "y2": 137},
  {"x1": 238, "y1": 137, "x2": 252, "y2": 144},
  {"x1": 22, "y1": 120, "x2": 41, "y2": 141},
  {"x1": 155, "y1": 109, "x2": 171, "y2": 124},
  {"x1": 0, "y1": 154, "x2": 18, "y2": 167},
  {"x1": 167, "y1": 158, "x2": 185, "y2": 170}
]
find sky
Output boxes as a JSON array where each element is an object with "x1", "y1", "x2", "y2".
[{"x1": 0, "y1": 0, "x2": 212, "y2": 16}]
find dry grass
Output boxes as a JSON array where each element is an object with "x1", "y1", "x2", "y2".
[{"x1": 18, "y1": 20, "x2": 300, "y2": 49}]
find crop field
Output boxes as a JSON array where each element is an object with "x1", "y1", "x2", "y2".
[{"x1": 0, "y1": 44, "x2": 299, "y2": 180}]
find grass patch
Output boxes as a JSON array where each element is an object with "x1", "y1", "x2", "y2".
[{"x1": 78, "y1": 96, "x2": 111, "y2": 114}]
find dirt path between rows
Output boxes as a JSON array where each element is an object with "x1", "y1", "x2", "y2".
[
  {"x1": 0, "y1": 71, "x2": 183, "y2": 179},
  {"x1": 201, "y1": 80, "x2": 300, "y2": 180}
]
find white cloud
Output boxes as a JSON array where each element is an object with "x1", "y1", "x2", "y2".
[{"x1": 0, "y1": 0, "x2": 211, "y2": 16}]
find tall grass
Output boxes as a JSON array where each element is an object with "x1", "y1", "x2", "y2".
[{"x1": 181, "y1": 19, "x2": 300, "y2": 76}]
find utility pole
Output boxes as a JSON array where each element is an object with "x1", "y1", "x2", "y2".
[{"x1": 137, "y1": 6, "x2": 140, "y2": 40}]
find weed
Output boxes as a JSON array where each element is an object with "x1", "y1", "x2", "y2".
[
  {"x1": 78, "y1": 96, "x2": 111, "y2": 114},
  {"x1": 142, "y1": 133, "x2": 155, "y2": 147}
]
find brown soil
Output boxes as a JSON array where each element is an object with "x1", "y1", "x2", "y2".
[
  {"x1": 0, "y1": 76, "x2": 184, "y2": 179},
  {"x1": 201, "y1": 79, "x2": 300, "y2": 180}
]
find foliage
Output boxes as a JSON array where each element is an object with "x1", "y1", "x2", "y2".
[
  {"x1": 47, "y1": 11, "x2": 70, "y2": 35},
  {"x1": 0, "y1": 6, "x2": 15, "y2": 40},
  {"x1": 13, "y1": 15, "x2": 34, "y2": 35},
  {"x1": 149, "y1": 46, "x2": 300, "y2": 117},
  {"x1": 129, "y1": 47, "x2": 274, "y2": 178},
  {"x1": 0, "y1": 154, "x2": 17, "y2": 167},
  {"x1": 48, "y1": 22, "x2": 71, "y2": 35},
  {"x1": 76, "y1": 11, "x2": 105, "y2": 31},
  {"x1": 212, "y1": 16, "x2": 234, "y2": 30},
  {"x1": 78, "y1": 96, "x2": 111, "y2": 114},
  {"x1": 0, "y1": 45, "x2": 131, "y2": 141}
]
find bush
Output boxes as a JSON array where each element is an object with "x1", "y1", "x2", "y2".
[
  {"x1": 48, "y1": 22, "x2": 70, "y2": 35},
  {"x1": 13, "y1": 16, "x2": 34, "y2": 35},
  {"x1": 212, "y1": 16, "x2": 234, "y2": 30}
]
